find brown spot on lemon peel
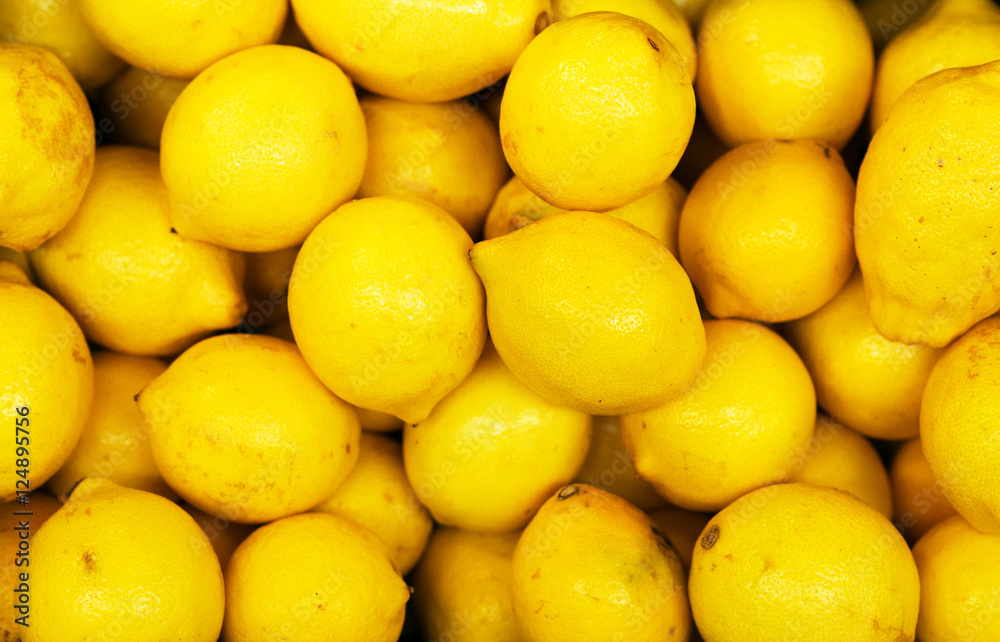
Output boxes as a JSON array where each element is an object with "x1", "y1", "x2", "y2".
[
  {"x1": 557, "y1": 485, "x2": 579, "y2": 500},
  {"x1": 647, "y1": 37, "x2": 660, "y2": 52},
  {"x1": 701, "y1": 525, "x2": 720, "y2": 549},
  {"x1": 82, "y1": 550, "x2": 95, "y2": 572},
  {"x1": 535, "y1": 11, "x2": 551, "y2": 34},
  {"x1": 170, "y1": 228, "x2": 178, "y2": 234},
  {"x1": 824, "y1": 147, "x2": 831, "y2": 158}
]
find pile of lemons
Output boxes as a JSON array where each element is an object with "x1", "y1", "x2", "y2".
[{"x1": 1, "y1": 0, "x2": 999, "y2": 640}]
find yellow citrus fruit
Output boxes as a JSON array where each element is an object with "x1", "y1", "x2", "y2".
[
  {"x1": 23, "y1": 478, "x2": 224, "y2": 642},
  {"x1": 288, "y1": 195, "x2": 487, "y2": 423},
  {"x1": 500, "y1": 11, "x2": 695, "y2": 211},
  {"x1": 0, "y1": 261, "x2": 92, "y2": 501},
  {"x1": 223, "y1": 512, "x2": 409, "y2": 642},
  {"x1": 412, "y1": 528, "x2": 521, "y2": 642},
  {"x1": 512, "y1": 484, "x2": 691, "y2": 641},
  {"x1": 890, "y1": 437, "x2": 958, "y2": 544},
  {"x1": 0, "y1": 44, "x2": 94, "y2": 252},
  {"x1": 0, "y1": 492, "x2": 61, "y2": 640},
  {"x1": 161, "y1": 44, "x2": 367, "y2": 252},
  {"x1": 689, "y1": 483, "x2": 920, "y2": 642},
  {"x1": 0, "y1": 0, "x2": 125, "y2": 89},
  {"x1": 79, "y1": 0, "x2": 286, "y2": 78},
  {"x1": 912, "y1": 514, "x2": 1000, "y2": 642},
  {"x1": 357, "y1": 96, "x2": 509, "y2": 238},
  {"x1": 97, "y1": 66, "x2": 189, "y2": 149},
  {"x1": 290, "y1": 0, "x2": 550, "y2": 102},
  {"x1": 870, "y1": 0, "x2": 1000, "y2": 132},
  {"x1": 471, "y1": 211, "x2": 705, "y2": 415},
  {"x1": 484, "y1": 175, "x2": 687, "y2": 254},
  {"x1": 647, "y1": 505, "x2": 713, "y2": 571},
  {"x1": 241, "y1": 245, "x2": 297, "y2": 329},
  {"x1": 783, "y1": 269, "x2": 944, "y2": 440},
  {"x1": 788, "y1": 415, "x2": 894, "y2": 519},
  {"x1": 860, "y1": 0, "x2": 932, "y2": 50},
  {"x1": 0, "y1": 248, "x2": 33, "y2": 283},
  {"x1": 137, "y1": 334, "x2": 360, "y2": 523},
  {"x1": 574, "y1": 415, "x2": 667, "y2": 511},
  {"x1": 355, "y1": 407, "x2": 404, "y2": 433},
  {"x1": 47, "y1": 351, "x2": 175, "y2": 500},
  {"x1": 314, "y1": 432, "x2": 433, "y2": 575},
  {"x1": 29, "y1": 146, "x2": 247, "y2": 356},
  {"x1": 181, "y1": 503, "x2": 256, "y2": 571},
  {"x1": 621, "y1": 319, "x2": 816, "y2": 511},
  {"x1": 678, "y1": 138, "x2": 856, "y2": 322},
  {"x1": 855, "y1": 60, "x2": 1000, "y2": 347},
  {"x1": 403, "y1": 341, "x2": 591, "y2": 532},
  {"x1": 551, "y1": 0, "x2": 697, "y2": 81},
  {"x1": 920, "y1": 316, "x2": 1000, "y2": 533},
  {"x1": 695, "y1": 0, "x2": 872, "y2": 148}
]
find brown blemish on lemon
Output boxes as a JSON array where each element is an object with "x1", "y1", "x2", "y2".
[{"x1": 701, "y1": 524, "x2": 719, "y2": 549}]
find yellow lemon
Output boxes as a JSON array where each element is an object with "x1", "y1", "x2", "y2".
[
  {"x1": 181, "y1": 503, "x2": 255, "y2": 571},
  {"x1": 290, "y1": 0, "x2": 550, "y2": 102},
  {"x1": 678, "y1": 139, "x2": 856, "y2": 322},
  {"x1": 870, "y1": 0, "x2": 1000, "y2": 132},
  {"x1": 647, "y1": 505, "x2": 713, "y2": 570},
  {"x1": 788, "y1": 415, "x2": 894, "y2": 519},
  {"x1": 29, "y1": 145, "x2": 247, "y2": 356},
  {"x1": 161, "y1": 44, "x2": 367, "y2": 252},
  {"x1": 314, "y1": 433, "x2": 433, "y2": 575},
  {"x1": 404, "y1": 341, "x2": 591, "y2": 532},
  {"x1": 860, "y1": 0, "x2": 932, "y2": 50},
  {"x1": 855, "y1": 61, "x2": 1000, "y2": 347},
  {"x1": 920, "y1": 316, "x2": 1000, "y2": 533},
  {"x1": 137, "y1": 334, "x2": 360, "y2": 523},
  {"x1": 551, "y1": 0, "x2": 697, "y2": 81},
  {"x1": 288, "y1": 195, "x2": 487, "y2": 423},
  {"x1": 412, "y1": 528, "x2": 521, "y2": 642},
  {"x1": 47, "y1": 351, "x2": 175, "y2": 500},
  {"x1": 0, "y1": 44, "x2": 94, "y2": 252},
  {"x1": 79, "y1": 0, "x2": 286, "y2": 78},
  {"x1": 241, "y1": 245, "x2": 298, "y2": 330},
  {"x1": 358, "y1": 96, "x2": 509, "y2": 239},
  {"x1": 695, "y1": 0, "x2": 872, "y2": 148},
  {"x1": 501, "y1": 11, "x2": 695, "y2": 211},
  {"x1": 512, "y1": 484, "x2": 691, "y2": 641},
  {"x1": 0, "y1": 261, "x2": 92, "y2": 502},
  {"x1": 23, "y1": 478, "x2": 224, "y2": 642},
  {"x1": 0, "y1": 0, "x2": 124, "y2": 89},
  {"x1": 471, "y1": 211, "x2": 705, "y2": 415},
  {"x1": 912, "y1": 514, "x2": 1000, "y2": 642},
  {"x1": 783, "y1": 269, "x2": 943, "y2": 440},
  {"x1": 890, "y1": 437, "x2": 958, "y2": 544},
  {"x1": 621, "y1": 319, "x2": 816, "y2": 511},
  {"x1": 689, "y1": 483, "x2": 920, "y2": 642},
  {"x1": 0, "y1": 492, "x2": 61, "y2": 640},
  {"x1": 575, "y1": 415, "x2": 667, "y2": 511},
  {"x1": 97, "y1": 66, "x2": 189, "y2": 149},
  {"x1": 223, "y1": 512, "x2": 409, "y2": 642}
]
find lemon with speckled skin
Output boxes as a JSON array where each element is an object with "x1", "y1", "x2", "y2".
[{"x1": 890, "y1": 437, "x2": 958, "y2": 544}]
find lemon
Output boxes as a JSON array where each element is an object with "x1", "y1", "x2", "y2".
[
  {"x1": 870, "y1": 0, "x2": 1000, "y2": 132},
  {"x1": 696, "y1": 0, "x2": 872, "y2": 148},
  {"x1": 0, "y1": 44, "x2": 94, "y2": 252},
  {"x1": 29, "y1": 145, "x2": 247, "y2": 356},
  {"x1": 0, "y1": 261, "x2": 92, "y2": 502},
  {"x1": 181, "y1": 503, "x2": 256, "y2": 571},
  {"x1": 512, "y1": 484, "x2": 691, "y2": 641},
  {"x1": 647, "y1": 505, "x2": 712, "y2": 570},
  {"x1": 412, "y1": 528, "x2": 521, "y2": 642},
  {"x1": 855, "y1": 60, "x2": 1000, "y2": 347},
  {"x1": 679, "y1": 139, "x2": 856, "y2": 322},
  {"x1": 404, "y1": 341, "x2": 591, "y2": 532},
  {"x1": 890, "y1": 437, "x2": 958, "y2": 544},
  {"x1": 137, "y1": 334, "x2": 360, "y2": 523},
  {"x1": 575, "y1": 415, "x2": 667, "y2": 511},
  {"x1": 23, "y1": 478, "x2": 224, "y2": 642},
  {"x1": 783, "y1": 269, "x2": 943, "y2": 440},
  {"x1": 314, "y1": 432, "x2": 433, "y2": 575},
  {"x1": 0, "y1": 247, "x2": 33, "y2": 283},
  {"x1": 79, "y1": 0, "x2": 286, "y2": 78},
  {"x1": 288, "y1": 195, "x2": 487, "y2": 423},
  {"x1": 920, "y1": 316, "x2": 1000, "y2": 533},
  {"x1": 912, "y1": 514, "x2": 1000, "y2": 642},
  {"x1": 0, "y1": 0, "x2": 125, "y2": 89},
  {"x1": 97, "y1": 66, "x2": 189, "y2": 149},
  {"x1": 290, "y1": 0, "x2": 550, "y2": 102},
  {"x1": 223, "y1": 512, "x2": 409, "y2": 642},
  {"x1": 242, "y1": 245, "x2": 298, "y2": 329},
  {"x1": 621, "y1": 319, "x2": 816, "y2": 511},
  {"x1": 551, "y1": 0, "x2": 697, "y2": 81},
  {"x1": 471, "y1": 211, "x2": 705, "y2": 414},
  {"x1": 47, "y1": 351, "x2": 175, "y2": 500},
  {"x1": 0, "y1": 492, "x2": 60, "y2": 640},
  {"x1": 501, "y1": 11, "x2": 695, "y2": 211},
  {"x1": 788, "y1": 415, "x2": 894, "y2": 519},
  {"x1": 484, "y1": 174, "x2": 687, "y2": 254},
  {"x1": 358, "y1": 95, "x2": 509, "y2": 239},
  {"x1": 689, "y1": 483, "x2": 920, "y2": 641},
  {"x1": 161, "y1": 44, "x2": 367, "y2": 252}
]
